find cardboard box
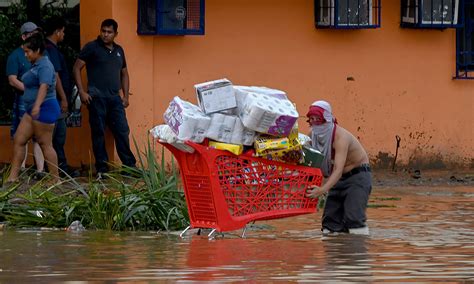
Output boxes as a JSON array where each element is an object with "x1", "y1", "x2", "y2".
[
  {"x1": 209, "y1": 141, "x2": 243, "y2": 155},
  {"x1": 257, "y1": 143, "x2": 303, "y2": 164},
  {"x1": 195, "y1": 78, "x2": 237, "y2": 114},
  {"x1": 254, "y1": 136, "x2": 290, "y2": 154},
  {"x1": 256, "y1": 134, "x2": 303, "y2": 164}
]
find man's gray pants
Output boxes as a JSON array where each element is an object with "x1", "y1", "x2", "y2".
[{"x1": 322, "y1": 170, "x2": 372, "y2": 233}]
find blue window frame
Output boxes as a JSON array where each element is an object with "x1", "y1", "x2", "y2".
[
  {"x1": 401, "y1": 0, "x2": 462, "y2": 28},
  {"x1": 137, "y1": 0, "x2": 205, "y2": 35},
  {"x1": 315, "y1": 0, "x2": 381, "y2": 29},
  {"x1": 456, "y1": 0, "x2": 474, "y2": 79}
]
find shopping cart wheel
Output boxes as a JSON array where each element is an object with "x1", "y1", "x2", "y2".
[
  {"x1": 179, "y1": 226, "x2": 191, "y2": 238},
  {"x1": 241, "y1": 221, "x2": 257, "y2": 238},
  {"x1": 241, "y1": 226, "x2": 248, "y2": 238},
  {"x1": 207, "y1": 228, "x2": 217, "y2": 239}
]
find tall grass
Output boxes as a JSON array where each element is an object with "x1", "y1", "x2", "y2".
[{"x1": 0, "y1": 139, "x2": 189, "y2": 231}]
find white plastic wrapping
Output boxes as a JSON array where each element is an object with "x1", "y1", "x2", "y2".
[
  {"x1": 149, "y1": 124, "x2": 195, "y2": 153},
  {"x1": 236, "y1": 90, "x2": 299, "y2": 137},
  {"x1": 163, "y1": 96, "x2": 211, "y2": 143}
]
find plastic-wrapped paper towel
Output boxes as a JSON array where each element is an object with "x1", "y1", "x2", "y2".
[
  {"x1": 149, "y1": 124, "x2": 195, "y2": 153},
  {"x1": 206, "y1": 113, "x2": 235, "y2": 143},
  {"x1": 231, "y1": 118, "x2": 256, "y2": 146},
  {"x1": 234, "y1": 86, "x2": 289, "y2": 113},
  {"x1": 298, "y1": 133, "x2": 311, "y2": 145},
  {"x1": 163, "y1": 96, "x2": 211, "y2": 143},
  {"x1": 237, "y1": 92, "x2": 299, "y2": 137},
  {"x1": 234, "y1": 85, "x2": 288, "y2": 101},
  {"x1": 207, "y1": 113, "x2": 255, "y2": 145}
]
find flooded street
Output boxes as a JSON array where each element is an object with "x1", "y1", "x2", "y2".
[{"x1": 1, "y1": 185, "x2": 473, "y2": 282}]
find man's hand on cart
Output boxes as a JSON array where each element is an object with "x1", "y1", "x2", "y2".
[{"x1": 306, "y1": 186, "x2": 328, "y2": 198}]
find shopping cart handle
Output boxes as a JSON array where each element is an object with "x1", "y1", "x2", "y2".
[
  {"x1": 184, "y1": 140, "x2": 201, "y2": 149},
  {"x1": 184, "y1": 140, "x2": 217, "y2": 155}
]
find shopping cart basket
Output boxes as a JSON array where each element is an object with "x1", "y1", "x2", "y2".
[{"x1": 160, "y1": 141, "x2": 323, "y2": 237}]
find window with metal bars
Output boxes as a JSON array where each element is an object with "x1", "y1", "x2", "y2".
[
  {"x1": 401, "y1": 0, "x2": 461, "y2": 28},
  {"x1": 456, "y1": 0, "x2": 474, "y2": 79},
  {"x1": 315, "y1": 0, "x2": 381, "y2": 28},
  {"x1": 137, "y1": 0, "x2": 205, "y2": 35}
]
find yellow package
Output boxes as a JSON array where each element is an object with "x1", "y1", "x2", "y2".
[
  {"x1": 288, "y1": 122, "x2": 298, "y2": 142},
  {"x1": 254, "y1": 137, "x2": 290, "y2": 154},
  {"x1": 258, "y1": 143, "x2": 303, "y2": 164},
  {"x1": 209, "y1": 141, "x2": 243, "y2": 155},
  {"x1": 256, "y1": 136, "x2": 303, "y2": 164}
]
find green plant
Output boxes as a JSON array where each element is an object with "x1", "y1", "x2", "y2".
[
  {"x1": 0, "y1": 140, "x2": 189, "y2": 231},
  {"x1": 0, "y1": 9, "x2": 22, "y2": 124}
]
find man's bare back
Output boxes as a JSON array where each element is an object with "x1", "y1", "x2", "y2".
[{"x1": 334, "y1": 126, "x2": 369, "y2": 173}]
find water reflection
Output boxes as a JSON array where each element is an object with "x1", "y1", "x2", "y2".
[
  {"x1": 185, "y1": 237, "x2": 325, "y2": 282},
  {"x1": 0, "y1": 186, "x2": 473, "y2": 282}
]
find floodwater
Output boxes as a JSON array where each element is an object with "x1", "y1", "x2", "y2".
[{"x1": 0, "y1": 186, "x2": 473, "y2": 282}]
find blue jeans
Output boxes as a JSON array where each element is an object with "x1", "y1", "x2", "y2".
[
  {"x1": 87, "y1": 95, "x2": 136, "y2": 173},
  {"x1": 53, "y1": 117, "x2": 68, "y2": 170}
]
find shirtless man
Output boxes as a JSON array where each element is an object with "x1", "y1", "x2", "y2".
[{"x1": 305, "y1": 100, "x2": 372, "y2": 235}]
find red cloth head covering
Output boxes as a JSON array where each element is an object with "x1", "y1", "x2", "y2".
[
  {"x1": 306, "y1": 105, "x2": 326, "y2": 125},
  {"x1": 306, "y1": 105, "x2": 325, "y2": 118}
]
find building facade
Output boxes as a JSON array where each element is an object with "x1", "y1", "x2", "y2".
[{"x1": 1, "y1": 0, "x2": 472, "y2": 170}]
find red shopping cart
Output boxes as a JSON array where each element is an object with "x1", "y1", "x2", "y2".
[{"x1": 160, "y1": 141, "x2": 323, "y2": 237}]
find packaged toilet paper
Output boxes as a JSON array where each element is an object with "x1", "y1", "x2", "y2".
[
  {"x1": 231, "y1": 118, "x2": 256, "y2": 146},
  {"x1": 149, "y1": 124, "x2": 195, "y2": 153},
  {"x1": 206, "y1": 113, "x2": 236, "y2": 143},
  {"x1": 163, "y1": 96, "x2": 211, "y2": 143},
  {"x1": 238, "y1": 92, "x2": 299, "y2": 137},
  {"x1": 234, "y1": 85, "x2": 288, "y2": 100},
  {"x1": 206, "y1": 113, "x2": 256, "y2": 145}
]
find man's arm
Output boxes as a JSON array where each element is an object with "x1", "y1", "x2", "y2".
[
  {"x1": 121, "y1": 67, "x2": 130, "y2": 108},
  {"x1": 8, "y1": 75, "x2": 25, "y2": 92},
  {"x1": 72, "y1": 59, "x2": 91, "y2": 104},
  {"x1": 6, "y1": 52, "x2": 24, "y2": 92},
  {"x1": 46, "y1": 47, "x2": 68, "y2": 112},
  {"x1": 55, "y1": 73, "x2": 68, "y2": 112}
]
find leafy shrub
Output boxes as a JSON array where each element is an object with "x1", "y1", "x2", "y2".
[{"x1": 0, "y1": 141, "x2": 189, "y2": 232}]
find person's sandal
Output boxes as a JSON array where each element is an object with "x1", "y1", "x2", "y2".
[{"x1": 33, "y1": 171, "x2": 47, "y2": 180}]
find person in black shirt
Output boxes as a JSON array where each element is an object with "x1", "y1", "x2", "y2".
[
  {"x1": 72, "y1": 19, "x2": 136, "y2": 178},
  {"x1": 44, "y1": 16, "x2": 80, "y2": 178}
]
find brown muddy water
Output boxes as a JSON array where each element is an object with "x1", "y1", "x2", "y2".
[{"x1": 0, "y1": 186, "x2": 473, "y2": 282}]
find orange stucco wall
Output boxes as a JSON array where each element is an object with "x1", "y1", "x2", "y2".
[{"x1": 1, "y1": 0, "x2": 472, "y2": 170}]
